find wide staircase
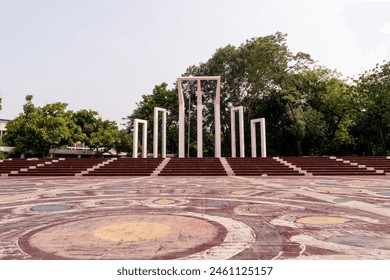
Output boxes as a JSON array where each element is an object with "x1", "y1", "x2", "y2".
[
  {"x1": 226, "y1": 157, "x2": 303, "y2": 176},
  {"x1": 0, "y1": 158, "x2": 51, "y2": 176},
  {"x1": 84, "y1": 158, "x2": 163, "y2": 176},
  {"x1": 280, "y1": 156, "x2": 382, "y2": 176},
  {"x1": 336, "y1": 156, "x2": 390, "y2": 175},
  {"x1": 1, "y1": 156, "x2": 389, "y2": 176},
  {"x1": 10, "y1": 158, "x2": 106, "y2": 176},
  {"x1": 158, "y1": 158, "x2": 227, "y2": 176}
]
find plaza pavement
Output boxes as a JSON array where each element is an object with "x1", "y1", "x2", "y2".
[{"x1": 0, "y1": 175, "x2": 389, "y2": 260}]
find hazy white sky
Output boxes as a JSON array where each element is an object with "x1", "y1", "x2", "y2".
[{"x1": 0, "y1": 0, "x2": 389, "y2": 127}]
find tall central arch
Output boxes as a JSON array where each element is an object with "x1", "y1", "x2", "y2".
[{"x1": 177, "y1": 76, "x2": 221, "y2": 158}]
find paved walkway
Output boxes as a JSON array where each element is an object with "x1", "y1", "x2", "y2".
[{"x1": 0, "y1": 176, "x2": 389, "y2": 259}]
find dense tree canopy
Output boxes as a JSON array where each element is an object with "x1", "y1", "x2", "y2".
[
  {"x1": 4, "y1": 95, "x2": 79, "y2": 157},
  {"x1": 4, "y1": 96, "x2": 119, "y2": 157},
  {"x1": 351, "y1": 61, "x2": 390, "y2": 155},
  {"x1": 72, "y1": 109, "x2": 119, "y2": 155},
  {"x1": 127, "y1": 33, "x2": 390, "y2": 157}
]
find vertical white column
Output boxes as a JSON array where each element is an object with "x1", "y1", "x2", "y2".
[
  {"x1": 251, "y1": 118, "x2": 266, "y2": 157},
  {"x1": 215, "y1": 78, "x2": 221, "y2": 158},
  {"x1": 251, "y1": 119, "x2": 257, "y2": 158},
  {"x1": 178, "y1": 80, "x2": 185, "y2": 158},
  {"x1": 153, "y1": 107, "x2": 158, "y2": 158},
  {"x1": 260, "y1": 118, "x2": 266, "y2": 158},
  {"x1": 231, "y1": 109, "x2": 236, "y2": 158},
  {"x1": 231, "y1": 106, "x2": 245, "y2": 157},
  {"x1": 197, "y1": 79, "x2": 203, "y2": 158},
  {"x1": 162, "y1": 111, "x2": 167, "y2": 158},
  {"x1": 133, "y1": 119, "x2": 139, "y2": 158},
  {"x1": 238, "y1": 108, "x2": 245, "y2": 158},
  {"x1": 142, "y1": 120, "x2": 147, "y2": 158}
]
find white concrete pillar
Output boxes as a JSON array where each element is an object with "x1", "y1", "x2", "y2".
[
  {"x1": 133, "y1": 119, "x2": 148, "y2": 158},
  {"x1": 231, "y1": 106, "x2": 245, "y2": 157},
  {"x1": 153, "y1": 107, "x2": 167, "y2": 158},
  {"x1": 214, "y1": 78, "x2": 221, "y2": 158},
  {"x1": 133, "y1": 121, "x2": 138, "y2": 158},
  {"x1": 162, "y1": 110, "x2": 167, "y2": 158},
  {"x1": 250, "y1": 118, "x2": 267, "y2": 157},
  {"x1": 177, "y1": 76, "x2": 221, "y2": 158},
  {"x1": 196, "y1": 79, "x2": 203, "y2": 158},
  {"x1": 142, "y1": 121, "x2": 147, "y2": 158},
  {"x1": 231, "y1": 112, "x2": 236, "y2": 157},
  {"x1": 178, "y1": 80, "x2": 185, "y2": 158}
]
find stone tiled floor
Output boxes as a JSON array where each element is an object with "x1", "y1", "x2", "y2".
[{"x1": 0, "y1": 176, "x2": 389, "y2": 259}]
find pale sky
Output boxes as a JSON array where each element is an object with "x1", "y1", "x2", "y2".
[{"x1": 0, "y1": 0, "x2": 389, "y2": 127}]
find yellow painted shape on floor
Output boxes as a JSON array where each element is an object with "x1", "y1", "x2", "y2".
[
  {"x1": 231, "y1": 190, "x2": 252, "y2": 195},
  {"x1": 0, "y1": 195, "x2": 24, "y2": 202},
  {"x1": 93, "y1": 222, "x2": 171, "y2": 242},
  {"x1": 296, "y1": 216, "x2": 350, "y2": 225},
  {"x1": 153, "y1": 199, "x2": 176, "y2": 205}
]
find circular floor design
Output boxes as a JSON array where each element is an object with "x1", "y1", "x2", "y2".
[
  {"x1": 235, "y1": 204, "x2": 302, "y2": 216},
  {"x1": 153, "y1": 199, "x2": 176, "y2": 205},
  {"x1": 23, "y1": 214, "x2": 227, "y2": 259},
  {"x1": 1, "y1": 176, "x2": 389, "y2": 260},
  {"x1": 31, "y1": 204, "x2": 72, "y2": 212}
]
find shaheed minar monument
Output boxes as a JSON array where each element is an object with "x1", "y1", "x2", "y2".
[{"x1": 133, "y1": 76, "x2": 266, "y2": 158}]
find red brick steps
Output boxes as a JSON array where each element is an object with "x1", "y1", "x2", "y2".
[
  {"x1": 83, "y1": 158, "x2": 163, "y2": 176},
  {"x1": 226, "y1": 157, "x2": 303, "y2": 176},
  {"x1": 158, "y1": 158, "x2": 227, "y2": 176},
  {"x1": 9, "y1": 158, "x2": 106, "y2": 176},
  {"x1": 2, "y1": 156, "x2": 389, "y2": 177},
  {"x1": 279, "y1": 157, "x2": 383, "y2": 176}
]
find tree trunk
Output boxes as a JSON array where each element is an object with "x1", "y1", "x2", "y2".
[{"x1": 296, "y1": 139, "x2": 302, "y2": 156}]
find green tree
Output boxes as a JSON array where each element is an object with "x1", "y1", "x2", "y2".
[
  {"x1": 4, "y1": 95, "x2": 119, "y2": 157},
  {"x1": 72, "y1": 109, "x2": 100, "y2": 143},
  {"x1": 72, "y1": 109, "x2": 119, "y2": 156},
  {"x1": 89, "y1": 119, "x2": 119, "y2": 155},
  {"x1": 352, "y1": 61, "x2": 390, "y2": 155},
  {"x1": 114, "y1": 129, "x2": 133, "y2": 155},
  {"x1": 282, "y1": 67, "x2": 358, "y2": 155},
  {"x1": 4, "y1": 95, "x2": 81, "y2": 157}
]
